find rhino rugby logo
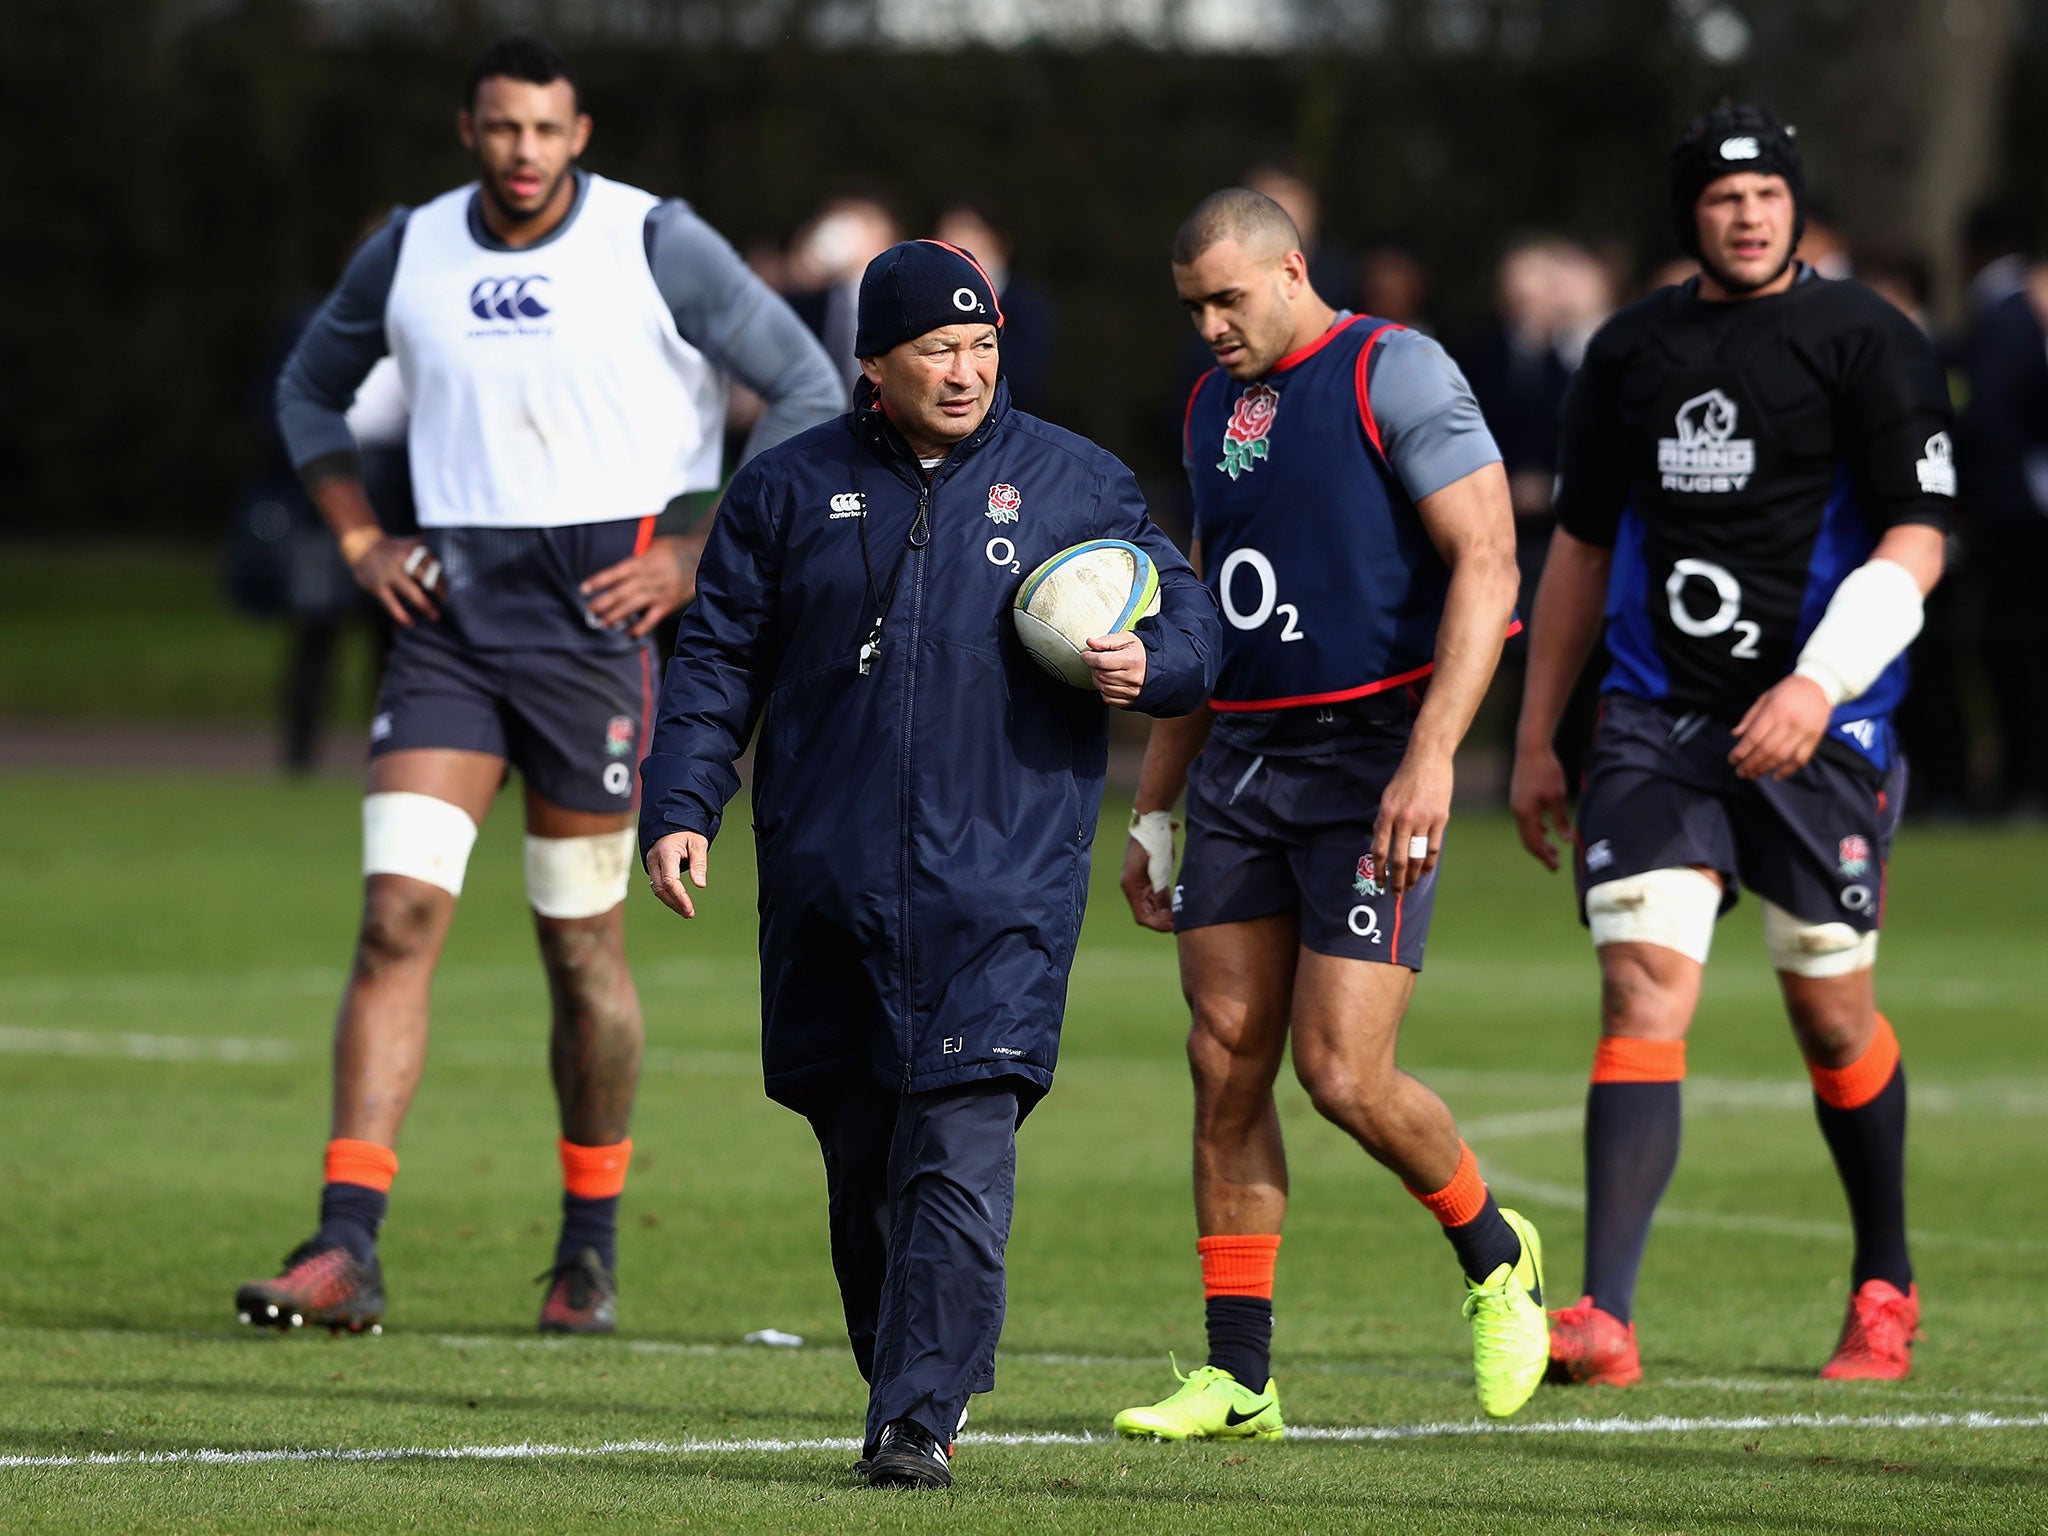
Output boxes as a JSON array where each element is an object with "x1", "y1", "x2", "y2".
[{"x1": 1657, "y1": 388, "x2": 1754, "y2": 494}]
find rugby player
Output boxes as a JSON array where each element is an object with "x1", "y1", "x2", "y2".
[
  {"x1": 1510, "y1": 105, "x2": 1951, "y2": 1384},
  {"x1": 1113, "y1": 189, "x2": 1543, "y2": 1439},
  {"x1": 236, "y1": 34, "x2": 844, "y2": 1335}
]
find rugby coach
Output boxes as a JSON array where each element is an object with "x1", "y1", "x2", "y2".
[{"x1": 639, "y1": 239, "x2": 1220, "y2": 1488}]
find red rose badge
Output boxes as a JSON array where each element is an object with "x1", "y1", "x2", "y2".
[{"x1": 1219, "y1": 384, "x2": 1279, "y2": 480}]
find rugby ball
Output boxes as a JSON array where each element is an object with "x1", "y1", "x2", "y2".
[{"x1": 1012, "y1": 539, "x2": 1161, "y2": 689}]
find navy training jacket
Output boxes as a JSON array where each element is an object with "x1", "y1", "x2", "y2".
[{"x1": 640, "y1": 380, "x2": 1220, "y2": 1110}]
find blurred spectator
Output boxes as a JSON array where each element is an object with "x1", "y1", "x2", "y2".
[
  {"x1": 1551, "y1": 241, "x2": 1618, "y2": 369},
  {"x1": 1957, "y1": 267, "x2": 2048, "y2": 816},
  {"x1": 1357, "y1": 243, "x2": 1432, "y2": 331},
  {"x1": 722, "y1": 234, "x2": 798, "y2": 454},
  {"x1": 1857, "y1": 247, "x2": 1934, "y2": 332},
  {"x1": 787, "y1": 194, "x2": 901, "y2": 389},
  {"x1": 1245, "y1": 163, "x2": 1357, "y2": 311},
  {"x1": 1859, "y1": 245, "x2": 1972, "y2": 815},
  {"x1": 1453, "y1": 234, "x2": 1616, "y2": 784},
  {"x1": 1639, "y1": 253, "x2": 1699, "y2": 295},
  {"x1": 1798, "y1": 206, "x2": 1854, "y2": 279},
  {"x1": 1458, "y1": 234, "x2": 1613, "y2": 528},
  {"x1": 227, "y1": 277, "x2": 416, "y2": 773},
  {"x1": 1962, "y1": 200, "x2": 2028, "y2": 315},
  {"x1": 935, "y1": 200, "x2": 1059, "y2": 414}
]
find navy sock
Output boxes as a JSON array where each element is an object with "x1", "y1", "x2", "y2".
[
  {"x1": 1583, "y1": 1081, "x2": 1681, "y2": 1324},
  {"x1": 1814, "y1": 1064, "x2": 1911, "y2": 1291},
  {"x1": 316, "y1": 1182, "x2": 386, "y2": 1265},
  {"x1": 556, "y1": 1192, "x2": 620, "y2": 1272},
  {"x1": 1204, "y1": 1296, "x2": 1273, "y2": 1390},
  {"x1": 1442, "y1": 1192, "x2": 1524, "y2": 1286}
]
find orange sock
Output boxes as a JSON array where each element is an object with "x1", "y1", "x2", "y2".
[
  {"x1": 1591, "y1": 1037, "x2": 1687, "y2": 1084},
  {"x1": 1407, "y1": 1140, "x2": 1489, "y2": 1227},
  {"x1": 1197, "y1": 1234, "x2": 1281, "y2": 1298},
  {"x1": 559, "y1": 1138, "x2": 633, "y2": 1200},
  {"x1": 323, "y1": 1138, "x2": 398, "y2": 1192},
  {"x1": 1808, "y1": 1016, "x2": 1900, "y2": 1111}
]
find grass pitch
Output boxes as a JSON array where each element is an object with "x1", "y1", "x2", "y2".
[{"x1": 1, "y1": 771, "x2": 2045, "y2": 1533}]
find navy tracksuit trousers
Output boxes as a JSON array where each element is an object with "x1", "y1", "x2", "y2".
[{"x1": 806, "y1": 1078, "x2": 1022, "y2": 1448}]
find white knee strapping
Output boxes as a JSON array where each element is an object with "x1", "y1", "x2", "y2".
[
  {"x1": 1586, "y1": 868, "x2": 1722, "y2": 964},
  {"x1": 525, "y1": 829, "x2": 636, "y2": 920},
  {"x1": 1760, "y1": 899, "x2": 1878, "y2": 977},
  {"x1": 362, "y1": 791, "x2": 479, "y2": 897}
]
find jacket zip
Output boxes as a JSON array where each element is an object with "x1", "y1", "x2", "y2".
[{"x1": 897, "y1": 479, "x2": 930, "y2": 1091}]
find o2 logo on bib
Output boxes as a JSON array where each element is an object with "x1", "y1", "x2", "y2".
[
  {"x1": 1665, "y1": 557, "x2": 1761, "y2": 659},
  {"x1": 1218, "y1": 547, "x2": 1305, "y2": 642},
  {"x1": 468, "y1": 275, "x2": 553, "y2": 324}
]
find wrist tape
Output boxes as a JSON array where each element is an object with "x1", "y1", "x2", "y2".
[{"x1": 1128, "y1": 809, "x2": 1180, "y2": 893}]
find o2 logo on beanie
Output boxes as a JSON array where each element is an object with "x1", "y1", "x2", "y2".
[{"x1": 953, "y1": 286, "x2": 985, "y2": 314}]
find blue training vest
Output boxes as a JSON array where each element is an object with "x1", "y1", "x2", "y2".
[{"x1": 1186, "y1": 315, "x2": 1448, "y2": 711}]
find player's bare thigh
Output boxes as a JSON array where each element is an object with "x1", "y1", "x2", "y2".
[
  {"x1": 1288, "y1": 950, "x2": 1468, "y2": 1188},
  {"x1": 368, "y1": 747, "x2": 504, "y2": 823},
  {"x1": 525, "y1": 783, "x2": 633, "y2": 840},
  {"x1": 1286, "y1": 949, "x2": 1416, "y2": 1101},
  {"x1": 1179, "y1": 913, "x2": 1298, "y2": 1093}
]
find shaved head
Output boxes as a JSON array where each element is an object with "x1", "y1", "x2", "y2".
[
  {"x1": 1171, "y1": 186, "x2": 1332, "y2": 381},
  {"x1": 1172, "y1": 188, "x2": 1301, "y2": 268}
]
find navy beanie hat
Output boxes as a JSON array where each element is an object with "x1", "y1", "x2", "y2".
[
  {"x1": 854, "y1": 239, "x2": 1004, "y2": 358},
  {"x1": 1668, "y1": 103, "x2": 1804, "y2": 259}
]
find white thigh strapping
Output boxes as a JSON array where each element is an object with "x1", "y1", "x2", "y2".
[
  {"x1": 362, "y1": 791, "x2": 479, "y2": 897},
  {"x1": 1760, "y1": 898, "x2": 1878, "y2": 977},
  {"x1": 525, "y1": 829, "x2": 636, "y2": 920},
  {"x1": 1586, "y1": 867, "x2": 1722, "y2": 965}
]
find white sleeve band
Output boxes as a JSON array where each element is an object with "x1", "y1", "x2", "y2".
[
  {"x1": 525, "y1": 830, "x2": 636, "y2": 920},
  {"x1": 1129, "y1": 809, "x2": 1180, "y2": 893},
  {"x1": 363, "y1": 791, "x2": 479, "y2": 897},
  {"x1": 1792, "y1": 558, "x2": 1925, "y2": 708}
]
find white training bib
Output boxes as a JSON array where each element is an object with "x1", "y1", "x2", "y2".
[{"x1": 385, "y1": 174, "x2": 728, "y2": 529}]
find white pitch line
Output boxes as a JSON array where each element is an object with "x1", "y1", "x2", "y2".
[
  {"x1": 5, "y1": 1411, "x2": 2046, "y2": 1470},
  {"x1": 0, "y1": 1026, "x2": 295, "y2": 1065},
  {"x1": 9, "y1": 1326, "x2": 2038, "y2": 1407},
  {"x1": 1, "y1": 1023, "x2": 2042, "y2": 1116}
]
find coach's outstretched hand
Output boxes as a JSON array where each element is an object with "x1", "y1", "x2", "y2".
[
  {"x1": 645, "y1": 831, "x2": 710, "y2": 918},
  {"x1": 1510, "y1": 744, "x2": 1572, "y2": 872}
]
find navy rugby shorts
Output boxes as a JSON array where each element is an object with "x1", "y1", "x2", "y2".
[
  {"x1": 1574, "y1": 692, "x2": 1904, "y2": 932},
  {"x1": 368, "y1": 620, "x2": 654, "y2": 815},
  {"x1": 1173, "y1": 734, "x2": 1439, "y2": 970}
]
